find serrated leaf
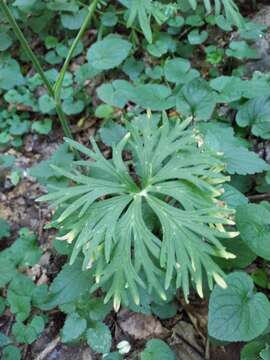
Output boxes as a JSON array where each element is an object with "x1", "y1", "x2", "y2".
[
  {"x1": 236, "y1": 97, "x2": 270, "y2": 139},
  {"x1": 140, "y1": 339, "x2": 175, "y2": 360},
  {"x1": 97, "y1": 80, "x2": 134, "y2": 108},
  {"x1": 62, "y1": 312, "x2": 87, "y2": 343},
  {"x1": 12, "y1": 316, "x2": 44, "y2": 344},
  {"x1": 0, "y1": 55, "x2": 24, "y2": 90},
  {"x1": 86, "y1": 322, "x2": 112, "y2": 354},
  {"x1": 236, "y1": 203, "x2": 270, "y2": 260},
  {"x1": 132, "y1": 84, "x2": 175, "y2": 111},
  {"x1": 164, "y1": 58, "x2": 191, "y2": 84},
  {"x1": 200, "y1": 123, "x2": 270, "y2": 175},
  {"x1": 2, "y1": 345, "x2": 21, "y2": 360},
  {"x1": 61, "y1": 8, "x2": 88, "y2": 30},
  {"x1": 176, "y1": 79, "x2": 217, "y2": 120},
  {"x1": 41, "y1": 259, "x2": 93, "y2": 310},
  {"x1": 87, "y1": 36, "x2": 132, "y2": 70},
  {"x1": 40, "y1": 114, "x2": 235, "y2": 308},
  {"x1": 29, "y1": 143, "x2": 74, "y2": 185},
  {"x1": 226, "y1": 41, "x2": 259, "y2": 59},
  {"x1": 208, "y1": 272, "x2": 270, "y2": 342},
  {"x1": 7, "y1": 290, "x2": 31, "y2": 321}
]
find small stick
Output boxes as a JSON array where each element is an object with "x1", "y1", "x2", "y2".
[
  {"x1": 35, "y1": 336, "x2": 60, "y2": 360},
  {"x1": 248, "y1": 193, "x2": 270, "y2": 202}
]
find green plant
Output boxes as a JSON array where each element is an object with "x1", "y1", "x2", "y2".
[
  {"x1": 39, "y1": 113, "x2": 238, "y2": 310},
  {"x1": 0, "y1": 0, "x2": 100, "y2": 141}
]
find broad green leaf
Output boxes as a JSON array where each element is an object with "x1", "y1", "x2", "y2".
[
  {"x1": 75, "y1": 63, "x2": 101, "y2": 84},
  {"x1": 101, "y1": 10, "x2": 118, "y2": 27},
  {"x1": 31, "y1": 119, "x2": 52, "y2": 135},
  {"x1": 260, "y1": 345, "x2": 270, "y2": 360},
  {"x1": 236, "y1": 203, "x2": 270, "y2": 260},
  {"x1": 2, "y1": 345, "x2": 21, "y2": 360},
  {"x1": 208, "y1": 272, "x2": 270, "y2": 342},
  {"x1": 29, "y1": 143, "x2": 74, "y2": 185},
  {"x1": 188, "y1": 29, "x2": 208, "y2": 44},
  {"x1": 200, "y1": 123, "x2": 270, "y2": 175},
  {"x1": 151, "y1": 302, "x2": 178, "y2": 320},
  {"x1": 214, "y1": 237, "x2": 256, "y2": 270},
  {"x1": 226, "y1": 41, "x2": 259, "y2": 59},
  {"x1": 0, "y1": 56, "x2": 24, "y2": 90},
  {"x1": 122, "y1": 57, "x2": 144, "y2": 81},
  {"x1": 12, "y1": 316, "x2": 44, "y2": 344},
  {"x1": 132, "y1": 84, "x2": 175, "y2": 111},
  {"x1": 38, "y1": 94, "x2": 55, "y2": 114},
  {"x1": 88, "y1": 298, "x2": 112, "y2": 321},
  {"x1": 241, "y1": 341, "x2": 268, "y2": 360},
  {"x1": 99, "y1": 122, "x2": 127, "y2": 147},
  {"x1": 62, "y1": 98, "x2": 84, "y2": 115},
  {"x1": 95, "y1": 104, "x2": 115, "y2": 119},
  {"x1": 0, "y1": 32, "x2": 12, "y2": 51},
  {"x1": 62, "y1": 312, "x2": 87, "y2": 343},
  {"x1": 220, "y1": 184, "x2": 248, "y2": 209},
  {"x1": 146, "y1": 33, "x2": 176, "y2": 58},
  {"x1": 251, "y1": 269, "x2": 269, "y2": 289},
  {"x1": 9, "y1": 120, "x2": 30, "y2": 136},
  {"x1": 140, "y1": 339, "x2": 175, "y2": 360},
  {"x1": 0, "y1": 257, "x2": 17, "y2": 287},
  {"x1": 0, "y1": 332, "x2": 11, "y2": 347},
  {"x1": 176, "y1": 79, "x2": 216, "y2": 120},
  {"x1": 164, "y1": 58, "x2": 191, "y2": 84},
  {"x1": 6, "y1": 228, "x2": 42, "y2": 267},
  {"x1": 61, "y1": 8, "x2": 88, "y2": 30},
  {"x1": 7, "y1": 290, "x2": 31, "y2": 321},
  {"x1": 97, "y1": 80, "x2": 134, "y2": 108},
  {"x1": 41, "y1": 259, "x2": 93, "y2": 310},
  {"x1": 87, "y1": 36, "x2": 132, "y2": 70},
  {"x1": 86, "y1": 322, "x2": 112, "y2": 354},
  {"x1": 236, "y1": 97, "x2": 270, "y2": 139}
]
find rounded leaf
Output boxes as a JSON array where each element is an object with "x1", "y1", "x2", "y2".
[
  {"x1": 140, "y1": 339, "x2": 175, "y2": 360},
  {"x1": 62, "y1": 312, "x2": 87, "y2": 343},
  {"x1": 87, "y1": 36, "x2": 132, "y2": 70},
  {"x1": 86, "y1": 322, "x2": 112, "y2": 354},
  {"x1": 208, "y1": 272, "x2": 270, "y2": 342},
  {"x1": 236, "y1": 203, "x2": 270, "y2": 260}
]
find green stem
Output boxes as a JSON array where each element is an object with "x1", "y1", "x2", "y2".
[
  {"x1": 0, "y1": 0, "x2": 55, "y2": 98},
  {"x1": 0, "y1": 0, "x2": 99, "y2": 143},
  {"x1": 54, "y1": 0, "x2": 99, "y2": 103}
]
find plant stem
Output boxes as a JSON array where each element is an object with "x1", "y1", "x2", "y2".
[
  {"x1": 54, "y1": 0, "x2": 99, "y2": 103},
  {"x1": 0, "y1": 0, "x2": 99, "y2": 142},
  {"x1": 0, "y1": 0, "x2": 55, "y2": 98}
]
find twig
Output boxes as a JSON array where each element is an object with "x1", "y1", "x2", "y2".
[
  {"x1": 248, "y1": 193, "x2": 270, "y2": 202},
  {"x1": 35, "y1": 336, "x2": 60, "y2": 360}
]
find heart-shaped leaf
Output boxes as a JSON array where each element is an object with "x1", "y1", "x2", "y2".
[{"x1": 208, "y1": 272, "x2": 270, "y2": 342}]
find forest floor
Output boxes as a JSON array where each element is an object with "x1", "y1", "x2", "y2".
[{"x1": 1, "y1": 1, "x2": 270, "y2": 359}]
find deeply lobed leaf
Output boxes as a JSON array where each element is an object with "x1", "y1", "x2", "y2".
[{"x1": 39, "y1": 114, "x2": 237, "y2": 309}]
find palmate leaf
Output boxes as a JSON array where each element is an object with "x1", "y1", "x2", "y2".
[
  {"x1": 185, "y1": 0, "x2": 244, "y2": 27},
  {"x1": 39, "y1": 114, "x2": 237, "y2": 310},
  {"x1": 121, "y1": 0, "x2": 243, "y2": 43}
]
